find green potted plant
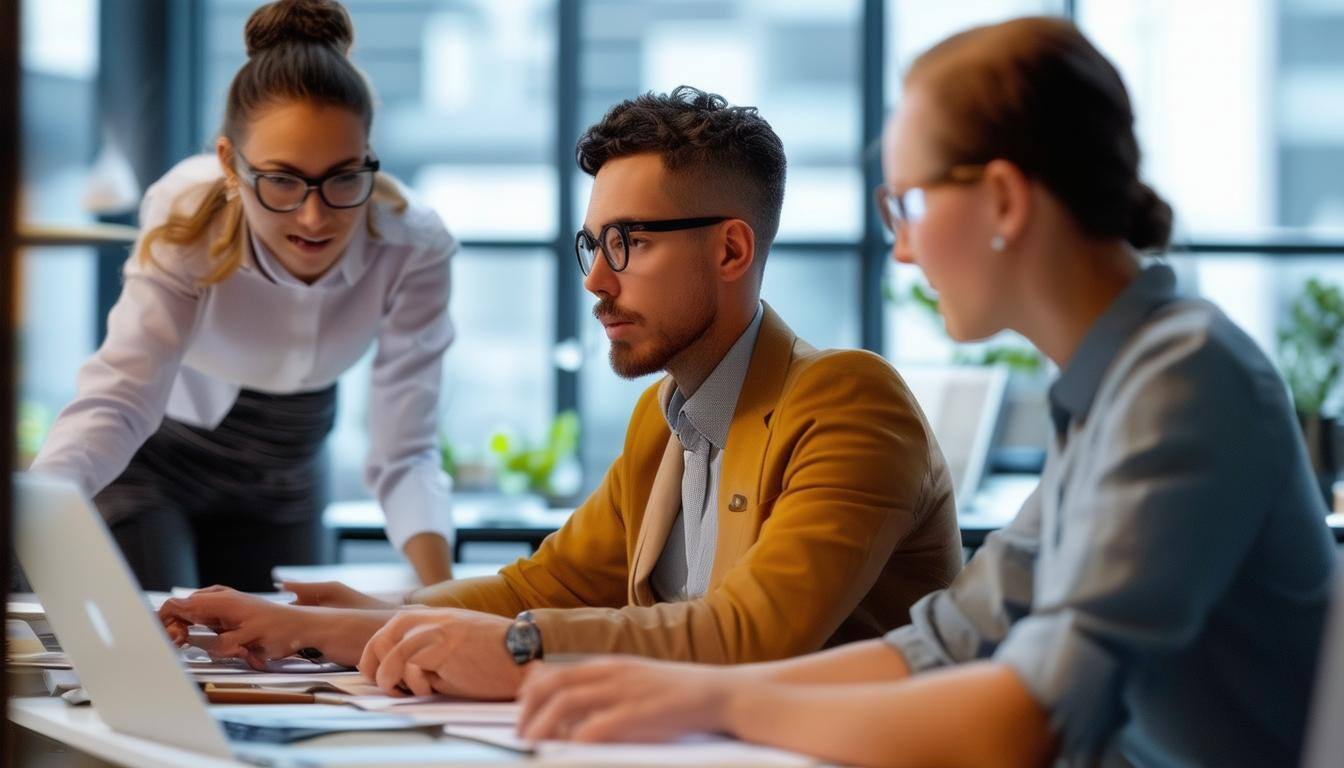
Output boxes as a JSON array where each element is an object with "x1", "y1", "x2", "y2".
[
  {"x1": 487, "y1": 410, "x2": 581, "y2": 498},
  {"x1": 1277, "y1": 277, "x2": 1344, "y2": 504}
]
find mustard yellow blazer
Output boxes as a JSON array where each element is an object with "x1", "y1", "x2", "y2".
[{"x1": 416, "y1": 304, "x2": 962, "y2": 663}]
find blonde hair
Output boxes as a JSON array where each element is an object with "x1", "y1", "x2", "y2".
[{"x1": 138, "y1": 0, "x2": 406, "y2": 285}]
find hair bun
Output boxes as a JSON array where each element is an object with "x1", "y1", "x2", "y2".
[
  {"x1": 1126, "y1": 181, "x2": 1173, "y2": 251},
  {"x1": 245, "y1": 0, "x2": 354, "y2": 57}
]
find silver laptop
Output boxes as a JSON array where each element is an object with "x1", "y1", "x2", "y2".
[
  {"x1": 12, "y1": 472, "x2": 512, "y2": 764},
  {"x1": 899, "y1": 365, "x2": 1008, "y2": 501},
  {"x1": 14, "y1": 471, "x2": 236, "y2": 756}
]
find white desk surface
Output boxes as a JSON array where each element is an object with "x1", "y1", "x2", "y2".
[
  {"x1": 10, "y1": 696, "x2": 820, "y2": 767},
  {"x1": 272, "y1": 561, "x2": 505, "y2": 597},
  {"x1": 326, "y1": 494, "x2": 573, "y2": 532},
  {"x1": 11, "y1": 696, "x2": 247, "y2": 768}
]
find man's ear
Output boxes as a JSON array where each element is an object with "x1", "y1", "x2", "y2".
[
  {"x1": 984, "y1": 158, "x2": 1031, "y2": 247},
  {"x1": 717, "y1": 218, "x2": 757, "y2": 283}
]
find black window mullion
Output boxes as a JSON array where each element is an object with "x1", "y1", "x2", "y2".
[
  {"x1": 860, "y1": 0, "x2": 887, "y2": 355},
  {"x1": 554, "y1": 0, "x2": 582, "y2": 420}
]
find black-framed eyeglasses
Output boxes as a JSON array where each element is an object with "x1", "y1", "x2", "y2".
[
  {"x1": 874, "y1": 164, "x2": 985, "y2": 236},
  {"x1": 574, "y1": 216, "x2": 730, "y2": 276},
  {"x1": 234, "y1": 149, "x2": 381, "y2": 213}
]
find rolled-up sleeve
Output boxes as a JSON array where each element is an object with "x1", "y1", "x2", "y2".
[
  {"x1": 365, "y1": 228, "x2": 457, "y2": 552},
  {"x1": 885, "y1": 487, "x2": 1041, "y2": 672},
  {"x1": 991, "y1": 332, "x2": 1280, "y2": 755}
]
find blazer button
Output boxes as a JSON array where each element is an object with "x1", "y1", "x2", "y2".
[{"x1": 728, "y1": 494, "x2": 748, "y2": 513}]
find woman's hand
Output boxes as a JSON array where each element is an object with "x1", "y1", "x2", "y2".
[
  {"x1": 517, "y1": 657, "x2": 733, "y2": 743},
  {"x1": 157, "y1": 586, "x2": 312, "y2": 670},
  {"x1": 281, "y1": 580, "x2": 393, "y2": 610},
  {"x1": 357, "y1": 607, "x2": 521, "y2": 700}
]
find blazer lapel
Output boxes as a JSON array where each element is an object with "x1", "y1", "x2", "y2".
[
  {"x1": 629, "y1": 379, "x2": 687, "y2": 606},
  {"x1": 708, "y1": 303, "x2": 800, "y2": 587}
]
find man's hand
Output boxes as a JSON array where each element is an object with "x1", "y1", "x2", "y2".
[
  {"x1": 157, "y1": 586, "x2": 313, "y2": 670},
  {"x1": 357, "y1": 608, "x2": 523, "y2": 700}
]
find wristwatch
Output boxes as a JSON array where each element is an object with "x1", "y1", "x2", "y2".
[{"x1": 505, "y1": 611, "x2": 544, "y2": 665}]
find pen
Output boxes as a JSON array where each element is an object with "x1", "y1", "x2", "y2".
[{"x1": 203, "y1": 683, "x2": 320, "y2": 704}]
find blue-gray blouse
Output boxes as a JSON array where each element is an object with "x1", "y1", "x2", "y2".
[{"x1": 886, "y1": 264, "x2": 1336, "y2": 766}]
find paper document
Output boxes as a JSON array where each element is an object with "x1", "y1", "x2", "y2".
[
  {"x1": 444, "y1": 725, "x2": 816, "y2": 766},
  {"x1": 392, "y1": 701, "x2": 521, "y2": 725}
]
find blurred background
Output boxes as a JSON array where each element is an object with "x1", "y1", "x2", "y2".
[{"x1": 17, "y1": 0, "x2": 1344, "y2": 533}]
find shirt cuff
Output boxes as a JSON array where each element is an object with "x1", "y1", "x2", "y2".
[
  {"x1": 380, "y1": 465, "x2": 454, "y2": 552},
  {"x1": 992, "y1": 612, "x2": 1124, "y2": 756},
  {"x1": 883, "y1": 624, "x2": 949, "y2": 674},
  {"x1": 881, "y1": 589, "x2": 968, "y2": 674}
]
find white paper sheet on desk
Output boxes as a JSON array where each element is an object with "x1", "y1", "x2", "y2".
[
  {"x1": 391, "y1": 701, "x2": 521, "y2": 724},
  {"x1": 445, "y1": 725, "x2": 816, "y2": 766},
  {"x1": 233, "y1": 741, "x2": 521, "y2": 766}
]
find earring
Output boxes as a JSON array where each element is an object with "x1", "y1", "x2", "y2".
[{"x1": 990, "y1": 234, "x2": 1006, "y2": 252}]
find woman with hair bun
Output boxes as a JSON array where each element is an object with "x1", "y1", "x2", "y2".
[
  {"x1": 514, "y1": 17, "x2": 1336, "y2": 767},
  {"x1": 32, "y1": 0, "x2": 457, "y2": 591}
]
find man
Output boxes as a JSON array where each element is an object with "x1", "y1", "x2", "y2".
[{"x1": 158, "y1": 86, "x2": 963, "y2": 700}]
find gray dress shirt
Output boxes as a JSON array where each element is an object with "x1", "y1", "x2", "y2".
[
  {"x1": 885, "y1": 265, "x2": 1336, "y2": 766},
  {"x1": 651, "y1": 304, "x2": 765, "y2": 601}
]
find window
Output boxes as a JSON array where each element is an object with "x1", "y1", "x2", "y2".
[
  {"x1": 203, "y1": 0, "x2": 559, "y2": 501},
  {"x1": 24, "y1": 0, "x2": 1341, "y2": 509},
  {"x1": 204, "y1": 1, "x2": 557, "y2": 244},
  {"x1": 574, "y1": 0, "x2": 867, "y2": 478},
  {"x1": 1076, "y1": 0, "x2": 1344, "y2": 377},
  {"x1": 17, "y1": 0, "x2": 101, "y2": 466}
]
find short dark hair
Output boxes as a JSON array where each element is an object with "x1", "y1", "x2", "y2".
[{"x1": 576, "y1": 85, "x2": 787, "y2": 262}]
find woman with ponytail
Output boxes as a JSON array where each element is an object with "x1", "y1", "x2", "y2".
[
  {"x1": 33, "y1": 0, "x2": 458, "y2": 590},
  {"x1": 513, "y1": 18, "x2": 1336, "y2": 767}
]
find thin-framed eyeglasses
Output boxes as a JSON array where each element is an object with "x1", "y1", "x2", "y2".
[
  {"x1": 575, "y1": 216, "x2": 730, "y2": 276},
  {"x1": 233, "y1": 149, "x2": 381, "y2": 213},
  {"x1": 874, "y1": 164, "x2": 986, "y2": 236}
]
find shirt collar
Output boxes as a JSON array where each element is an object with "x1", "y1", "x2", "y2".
[
  {"x1": 1049, "y1": 263, "x2": 1179, "y2": 434},
  {"x1": 663, "y1": 302, "x2": 765, "y2": 452}
]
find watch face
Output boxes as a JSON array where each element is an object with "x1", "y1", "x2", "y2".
[{"x1": 507, "y1": 618, "x2": 540, "y2": 664}]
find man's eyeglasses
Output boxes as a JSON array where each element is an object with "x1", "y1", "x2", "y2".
[
  {"x1": 575, "y1": 216, "x2": 730, "y2": 276},
  {"x1": 234, "y1": 149, "x2": 381, "y2": 213},
  {"x1": 874, "y1": 164, "x2": 985, "y2": 236}
]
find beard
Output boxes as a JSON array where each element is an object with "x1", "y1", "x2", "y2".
[{"x1": 594, "y1": 295, "x2": 717, "y2": 380}]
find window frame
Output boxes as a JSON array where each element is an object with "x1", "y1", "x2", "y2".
[{"x1": 60, "y1": 0, "x2": 1344, "y2": 499}]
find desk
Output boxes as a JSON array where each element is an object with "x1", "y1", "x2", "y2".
[
  {"x1": 10, "y1": 695, "x2": 819, "y2": 767},
  {"x1": 326, "y1": 494, "x2": 573, "y2": 563},
  {"x1": 11, "y1": 697, "x2": 248, "y2": 768},
  {"x1": 272, "y1": 561, "x2": 503, "y2": 597}
]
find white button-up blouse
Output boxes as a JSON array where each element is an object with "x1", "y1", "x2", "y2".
[{"x1": 32, "y1": 154, "x2": 457, "y2": 550}]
